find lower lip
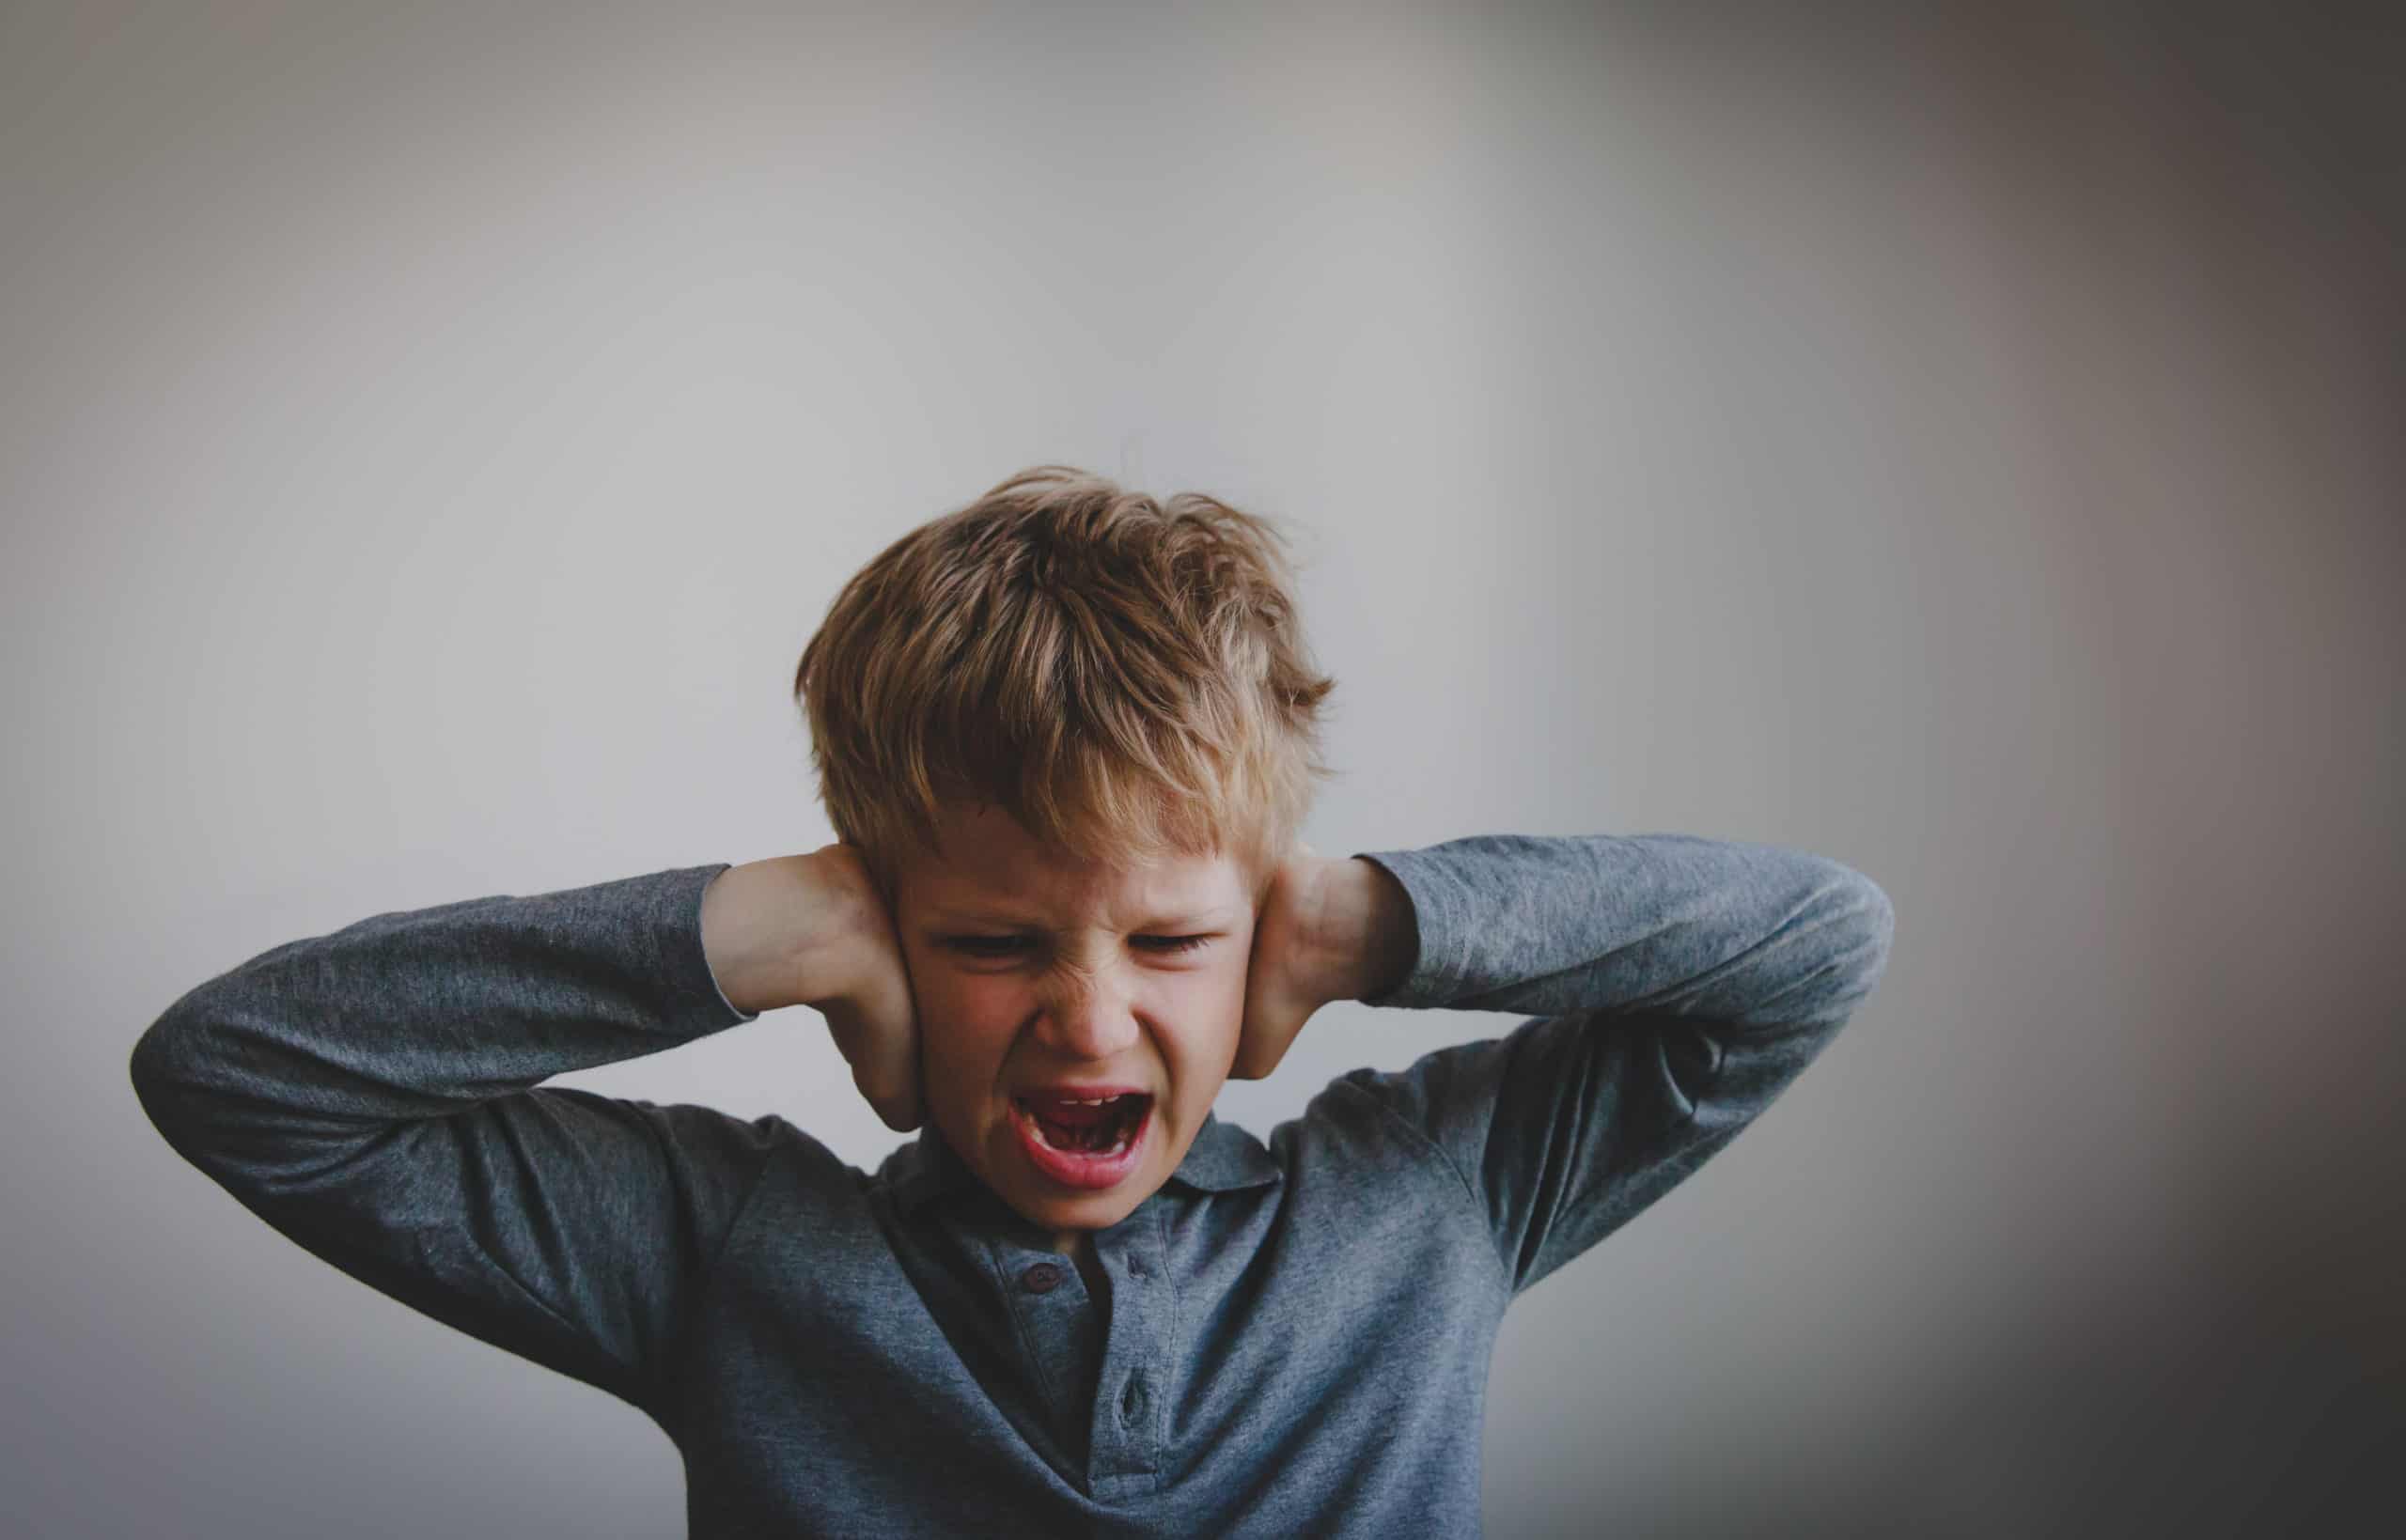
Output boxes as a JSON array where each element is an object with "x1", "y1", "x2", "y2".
[{"x1": 1010, "y1": 1098, "x2": 1151, "y2": 1190}]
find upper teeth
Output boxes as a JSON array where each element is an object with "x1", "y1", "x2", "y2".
[{"x1": 1060, "y1": 1096, "x2": 1114, "y2": 1105}]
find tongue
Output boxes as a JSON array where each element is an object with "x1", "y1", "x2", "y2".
[{"x1": 1032, "y1": 1097, "x2": 1118, "y2": 1128}]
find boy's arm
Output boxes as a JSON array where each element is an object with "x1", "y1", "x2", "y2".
[
  {"x1": 1330, "y1": 832, "x2": 1894, "y2": 1299},
  {"x1": 127, "y1": 862, "x2": 830, "y2": 1418}
]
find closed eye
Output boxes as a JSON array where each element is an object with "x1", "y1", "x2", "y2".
[
  {"x1": 939, "y1": 934, "x2": 1215, "y2": 957},
  {"x1": 943, "y1": 936, "x2": 1032, "y2": 958}
]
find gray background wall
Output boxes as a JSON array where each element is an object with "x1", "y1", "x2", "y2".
[{"x1": 8, "y1": 2, "x2": 2398, "y2": 1535}]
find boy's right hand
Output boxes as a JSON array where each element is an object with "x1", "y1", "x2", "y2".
[
  {"x1": 701, "y1": 845, "x2": 924, "y2": 1131},
  {"x1": 799, "y1": 843, "x2": 926, "y2": 1132}
]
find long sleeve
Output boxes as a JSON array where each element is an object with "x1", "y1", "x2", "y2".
[
  {"x1": 127, "y1": 862, "x2": 793, "y2": 1417},
  {"x1": 1336, "y1": 832, "x2": 1894, "y2": 1298}
]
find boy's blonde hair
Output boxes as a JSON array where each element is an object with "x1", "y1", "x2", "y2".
[{"x1": 793, "y1": 465, "x2": 1336, "y2": 899}]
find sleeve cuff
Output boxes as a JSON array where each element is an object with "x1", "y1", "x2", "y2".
[
  {"x1": 1349, "y1": 848, "x2": 1472, "y2": 1010},
  {"x1": 690, "y1": 863, "x2": 763, "y2": 1025}
]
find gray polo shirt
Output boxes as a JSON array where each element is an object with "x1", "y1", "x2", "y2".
[{"x1": 130, "y1": 832, "x2": 1893, "y2": 1537}]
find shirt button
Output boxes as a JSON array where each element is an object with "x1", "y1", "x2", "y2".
[
  {"x1": 1128, "y1": 1258, "x2": 1148, "y2": 1280},
  {"x1": 1020, "y1": 1262, "x2": 1066, "y2": 1294}
]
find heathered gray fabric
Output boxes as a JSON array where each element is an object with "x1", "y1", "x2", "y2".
[{"x1": 130, "y1": 833, "x2": 1893, "y2": 1537}]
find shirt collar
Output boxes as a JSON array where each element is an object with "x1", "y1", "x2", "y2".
[{"x1": 889, "y1": 1108, "x2": 1282, "y2": 1217}]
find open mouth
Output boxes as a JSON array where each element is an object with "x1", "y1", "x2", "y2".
[
  {"x1": 1008, "y1": 1092, "x2": 1154, "y2": 1190},
  {"x1": 1013, "y1": 1092, "x2": 1151, "y2": 1154}
]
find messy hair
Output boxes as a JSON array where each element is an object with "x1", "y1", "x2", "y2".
[{"x1": 794, "y1": 465, "x2": 1336, "y2": 898}]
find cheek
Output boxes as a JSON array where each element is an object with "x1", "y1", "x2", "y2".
[
  {"x1": 1160, "y1": 966, "x2": 1249, "y2": 1076},
  {"x1": 915, "y1": 972, "x2": 1028, "y2": 1085},
  {"x1": 944, "y1": 972, "x2": 1033, "y2": 1025}
]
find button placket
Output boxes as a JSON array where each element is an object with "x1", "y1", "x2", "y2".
[
  {"x1": 1084, "y1": 1226, "x2": 1170, "y2": 1485},
  {"x1": 992, "y1": 1237, "x2": 1105, "y2": 1464}
]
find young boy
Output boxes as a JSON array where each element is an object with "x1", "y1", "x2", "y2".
[{"x1": 131, "y1": 466, "x2": 1894, "y2": 1537}]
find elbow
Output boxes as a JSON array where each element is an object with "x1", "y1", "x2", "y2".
[
  {"x1": 129, "y1": 1003, "x2": 267, "y2": 1186},
  {"x1": 128, "y1": 1009, "x2": 186, "y2": 1130},
  {"x1": 128, "y1": 1000, "x2": 214, "y2": 1142},
  {"x1": 1823, "y1": 863, "x2": 1896, "y2": 1013}
]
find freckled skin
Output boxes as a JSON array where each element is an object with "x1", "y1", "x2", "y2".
[{"x1": 890, "y1": 802, "x2": 1261, "y2": 1263}]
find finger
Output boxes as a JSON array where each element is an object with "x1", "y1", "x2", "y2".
[
  {"x1": 1230, "y1": 971, "x2": 1305, "y2": 1080},
  {"x1": 830, "y1": 996, "x2": 918, "y2": 1131},
  {"x1": 1232, "y1": 1009, "x2": 1296, "y2": 1081}
]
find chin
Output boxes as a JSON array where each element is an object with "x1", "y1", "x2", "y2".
[{"x1": 1026, "y1": 1187, "x2": 1148, "y2": 1229}]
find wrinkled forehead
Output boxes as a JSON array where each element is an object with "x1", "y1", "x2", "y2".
[{"x1": 899, "y1": 801, "x2": 1247, "y2": 923}]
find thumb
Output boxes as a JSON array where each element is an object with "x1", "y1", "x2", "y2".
[{"x1": 1232, "y1": 956, "x2": 1315, "y2": 1081}]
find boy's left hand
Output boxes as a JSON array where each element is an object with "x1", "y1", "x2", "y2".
[{"x1": 1232, "y1": 847, "x2": 1418, "y2": 1081}]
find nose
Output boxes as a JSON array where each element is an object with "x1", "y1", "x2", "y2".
[{"x1": 1033, "y1": 963, "x2": 1142, "y2": 1065}]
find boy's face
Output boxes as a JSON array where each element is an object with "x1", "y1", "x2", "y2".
[{"x1": 889, "y1": 800, "x2": 1259, "y2": 1249}]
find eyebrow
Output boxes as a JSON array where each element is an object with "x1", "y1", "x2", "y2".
[{"x1": 928, "y1": 906, "x2": 1238, "y2": 929}]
